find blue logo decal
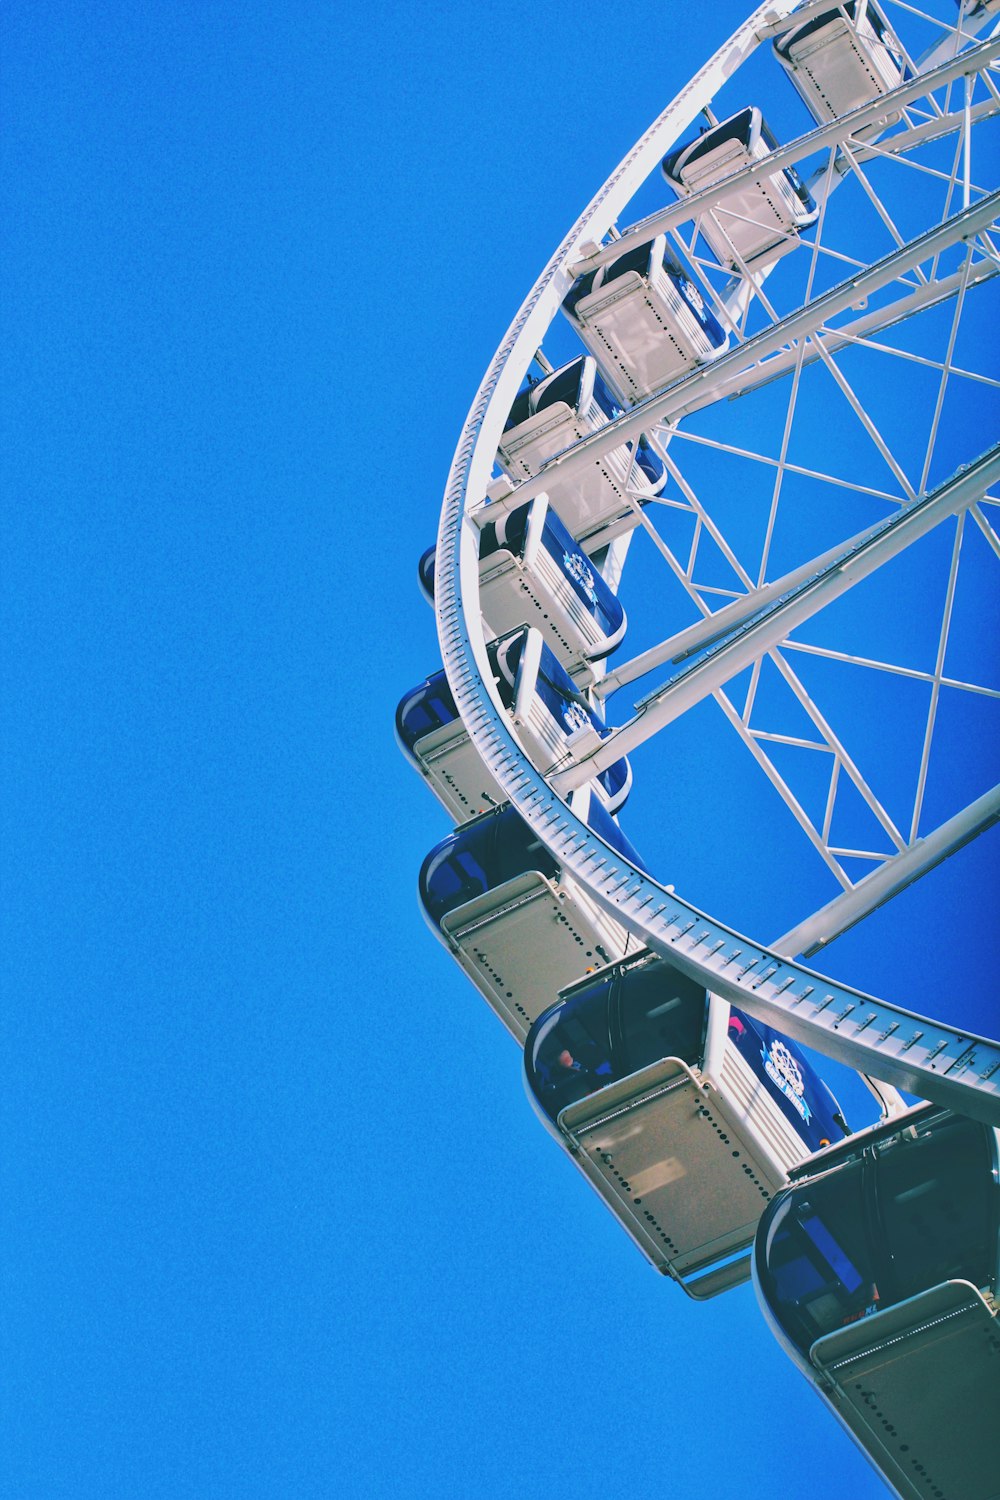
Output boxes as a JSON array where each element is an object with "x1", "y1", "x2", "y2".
[{"x1": 762, "y1": 1040, "x2": 812, "y2": 1124}]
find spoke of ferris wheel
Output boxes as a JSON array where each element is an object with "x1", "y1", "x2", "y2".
[
  {"x1": 812, "y1": 325, "x2": 919, "y2": 500},
  {"x1": 780, "y1": 639, "x2": 999, "y2": 702},
  {"x1": 839, "y1": 139, "x2": 932, "y2": 283},
  {"x1": 650, "y1": 427, "x2": 907, "y2": 504},
  {"x1": 549, "y1": 442, "x2": 1000, "y2": 795},
  {"x1": 471, "y1": 193, "x2": 1000, "y2": 528},
  {"x1": 936, "y1": 112, "x2": 974, "y2": 277},
  {"x1": 760, "y1": 178, "x2": 834, "y2": 585},
  {"x1": 616, "y1": 486, "x2": 908, "y2": 871},
  {"x1": 893, "y1": 0, "x2": 974, "y2": 48},
  {"x1": 773, "y1": 783, "x2": 1000, "y2": 960},
  {"x1": 850, "y1": 97, "x2": 1000, "y2": 176},
  {"x1": 980, "y1": 61, "x2": 1000, "y2": 110},
  {"x1": 709, "y1": 683, "x2": 861, "y2": 885},
  {"x1": 972, "y1": 502, "x2": 1000, "y2": 561},
  {"x1": 592, "y1": 528, "x2": 898, "y2": 701},
  {"x1": 766, "y1": 645, "x2": 911, "y2": 847},
  {"x1": 714, "y1": 222, "x2": 920, "y2": 509},
  {"x1": 689, "y1": 255, "x2": 998, "y2": 416},
  {"x1": 918, "y1": 249, "x2": 975, "y2": 495},
  {"x1": 811, "y1": 322, "x2": 1000, "y2": 388},
  {"x1": 909, "y1": 511, "x2": 966, "y2": 841},
  {"x1": 603, "y1": 472, "x2": 988, "y2": 882},
  {"x1": 568, "y1": 36, "x2": 1000, "y2": 278}
]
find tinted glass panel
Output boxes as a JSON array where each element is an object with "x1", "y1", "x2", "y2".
[
  {"x1": 597, "y1": 755, "x2": 631, "y2": 806},
  {"x1": 504, "y1": 386, "x2": 534, "y2": 432},
  {"x1": 526, "y1": 954, "x2": 707, "y2": 1122},
  {"x1": 605, "y1": 239, "x2": 655, "y2": 283},
  {"x1": 635, "y1": 437, "x2": 664, "y2": 486},
  {"x1": 757, "y1": 1113, "x2": 999, "y2": 1357},
  {"x1": 585, "y1": 797, "x2": 649, "y2": 874},
  {"x1": 418, "y1": 546, "x2": 436, "y2": 602},
  {"x1": 563, "y1": 268, "x2": 598, "y2": 313},
  {"x1": 615, "y1": 957, "x2": 707, "y2": 1076},
  {"x1": 527, "y1": 996, "x2": 617, "y2": 1119},
  {"x1": 757, "y1": 1156, "x2": 878, "y2": 1355},
  {"x1": 420, "y1": 807, "x2": 561, "y2": 926},
  {"x1": 663, "y1": 108, "x2": 755, "y2": 181},
  {"x1": 535, "y1": 362, "x2": 585, "y2": 417},
  {"x1": 395, "y1": 672, "x2": 458, "y2": 751},
  {"x1": 783, "y1": 163, "x2": 816, "y2": 212},
  {"x1": 592, "y1": 370, "x2": 624, "y2": 423},
  {"x1": 479, "y1": 503, "x2": 531, "y2": 562},
  {"x1": 874, "y1": 1115, "x2": 996, "y2": 1303}
]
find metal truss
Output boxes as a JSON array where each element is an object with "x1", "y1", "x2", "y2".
[{"x1": 434, "y1": 1, "x2": 1000, "y2": 1121}]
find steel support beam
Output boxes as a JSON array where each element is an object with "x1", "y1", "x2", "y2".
[
  {"x1": 431, "y1": 6, "x2": 1000, "y2": 1126},
  {"x1": 701, "y1": 256, "x2": 998, "y2": 410},
  {"x1": 471, "y1": 192, "x2": 1000, "y2": 525},
  {"x1": 552, "y1": 443, "x2": 1000, "y2": 793},
  {"x1": 592, "y1": 530, "x2": 896, "y2": 699},
  {"x1": 775, "y1": 784, "x2": 1000, "y2": 958},
  {"x1": 570, "y1": 37, "x2": 1000, "y2": 276}
]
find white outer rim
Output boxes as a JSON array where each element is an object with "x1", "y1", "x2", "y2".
[{"x1": 432, "y1": 2, "x2": 1000, "y2": 1123}]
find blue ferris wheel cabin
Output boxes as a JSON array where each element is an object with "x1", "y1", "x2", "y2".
[
  {"x1": 524, "y1": 948, "x2": 849, "y2": 1298},
  {"x1": 662, "y1": 105, "x2": 818, "y2": 270},
  {"x1": 496, "y1": 355, "x2": 666, "y2": 551},
  {"x1": 395, "y1": 627, "x2": 632, "y2": 823},
  {"x1": 475, "y1": 497, "x2": 627, "y2": 681},
  {"x1": 563, "y1": 234, "x2": 730, "y2": 406},
  {"x1": 773, "y1": 2, "x2": 910, "y2": 126},
  {"x1": 419, "y1": 796, "x2": 647, "y2": 1043},
  {"x1": 754, "y1": 1106, "x2": 1000, "y2": 1499}
]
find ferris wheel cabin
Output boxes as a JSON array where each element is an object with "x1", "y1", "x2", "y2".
[
  {"x1": 773, "y1": 2, "x2": 908, "y2": 128},
  {"x1": 496, "y1": 356, "x2": 666, "y2": 550},
  {"x1": 395, "y1": 627, "x2": 632, "y2": 823},
  {"x1": 417, "y1": 544, "x2": 436, "y2": 605},
  {"x1": 562, "y1": 235, "x2": 729, "y2": 406},
  {"x1": 418, "y1": 795, "x2": 644, "y2": 1042},
  {"x1": 525, "y1": 949, "x2": 848, "y2": 1297},
  {"x1": 662, "y1": 107, "x2": 818, "y2": 270},
  {"x1": 476, "y1": 497, "x2": 627, "y2": 682},
  {"x1": 753, "y1": 1107, "x2": 1000, "y2": 1499}
]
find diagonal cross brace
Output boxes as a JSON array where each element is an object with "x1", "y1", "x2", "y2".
[{"x1": 551, "y1": 443, "x2": 1000, "y2": 793}]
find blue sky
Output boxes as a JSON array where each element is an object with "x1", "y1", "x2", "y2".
[{"x1": 3, "y1": 3, "x2": 997, "y2": 1496}]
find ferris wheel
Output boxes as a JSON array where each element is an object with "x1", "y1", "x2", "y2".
[{"x1": 398, "y1": 3, "x2": 999, "y2": 1494}]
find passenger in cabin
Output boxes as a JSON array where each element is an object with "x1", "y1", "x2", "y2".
[
  {"x1": 555, "y1": 1048, "x2": 584, "y2": 1075},
  {"x1": 541, "y1": 1042, "x2": 611, "y2": 1112}
]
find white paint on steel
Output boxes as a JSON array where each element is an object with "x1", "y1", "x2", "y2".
[{"x1": 433, "y1": 4, "x2": 1000, "y2": 1123}]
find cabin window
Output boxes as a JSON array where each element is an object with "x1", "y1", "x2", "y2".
[
  {"x1": 479, "y1": 503, "x2": 531, "y2": 563},
  {"x1": 397, "y1": 675, "x2": 457, "y2": 746},
  {"x1": 534, "y1": 364, "x2": 583, "y2": 417},
  {"x1": 874, "y1": 1116, "x2": 996, "y2": 1303}
]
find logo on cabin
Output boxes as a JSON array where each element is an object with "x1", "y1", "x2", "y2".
[
  {"x1": 762, "y1": 1039, "x2": 812, "y2": 1123},
  {"x1": 560, "y1": 701, "x2": 592, "y2": 736},
  {"x1": 681, "y1": 279, "x2": 706, "y2": 317},
  {"x1": 563, "y1": 551, "x2": 598, "y2": 605}
]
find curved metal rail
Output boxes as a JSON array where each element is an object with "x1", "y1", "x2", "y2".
[{"x1": 434, "y1": 2, "x2": 1000, "y2": 1124}]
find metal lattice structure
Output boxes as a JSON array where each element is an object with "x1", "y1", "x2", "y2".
[{"x1": 431, "y1": 3, "x2": 1000, "y2": 1122}]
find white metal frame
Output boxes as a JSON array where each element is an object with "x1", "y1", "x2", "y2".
[{"x1": 432, "y1": 2, "x2": 1000, "y2": 1122}]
